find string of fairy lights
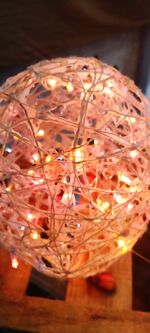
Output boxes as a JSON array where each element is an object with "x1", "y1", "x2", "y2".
[{"x1": 0, "y1": 56, "x2": 150, "y2": 278}]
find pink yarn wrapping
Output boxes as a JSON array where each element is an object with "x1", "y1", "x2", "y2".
[{"x1": 0, "y1": 57, "x2": 149, "y2": 278}]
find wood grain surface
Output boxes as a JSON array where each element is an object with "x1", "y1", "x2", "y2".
[
  {"x1": 0, "y1": 248, "x2": 31, "y2": 301},
  {"x1": 66, "y1": 254, "x2": 132, "y2": 311},
  {"x1": 0, "y1": 249, "x2": 149, "y2": 332},
  {"x1": 0, "y1": 296, "x2": 149, "y2": 333}
]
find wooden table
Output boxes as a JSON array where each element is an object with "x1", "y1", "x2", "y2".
[{"x1": 0, "y1": 248, "x2": 149, "y2": 333}]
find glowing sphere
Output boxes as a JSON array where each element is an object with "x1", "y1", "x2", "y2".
[{"x1": 0, "y1": 57, "x2": 150, "y2": 278}]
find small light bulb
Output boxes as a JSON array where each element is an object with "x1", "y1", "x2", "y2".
[
  {"x1": 61, "y1": 192, "x2": 73, "y2": 205},
  {"x1": 114, "y1": 193, "x2": 127, "y2": 204},
  {"x1": 13, "y1": 134, "x2": 19, "y2": 141},
  {"x1": 32, "y1": 178, "x2": 44, "y2": 185},
  {"x1": 28, "y1": 78, "x2": 33, "y2": 85},
  {"x1": 75, "y1": 149, "x2": 82, "y2": 162},
  {"x1": 31, "y1": 231, "x2": 39, "y2": 240},
  {"x1": 96, "y1": 199, "x2": 110, "y2": 213},
  {"x1": 27, "y1": 169, "x2": 34, "y2": 176},
  {"x1": 117, "y1": 238, "x2": 126, "y2": 248},
  {"x1": 70, "y1": 148, "x2": 83, "y2": 163},
  {"x1": 126, "y1": 117, "x2": 136, "y2": 124},
  {"x1": 84, "y1": 82, "x2": 92, "y2": 90},
  {"x1": 39, "y1": 178, "x2": 44, "y2": 184},
  {"x1": 47, "y1": 78, "x2": 56, "y2": 88},
  {"x1": 115, "y1": 237, "x2": 128, "y2": 253},
  {"x1": 11, "y1": 257, "x2": 19, "y2": 269},
  {"x1": 27, "y1": 213, "x2": 33, "y2": 221},
  {"x1": 37, "y1": 129, "x2": 45, "y2": 137},
  {"x1": 94, "y1": 139, "x2": 99, "y2": 145},
  {"x1": 45, "y1": 155, "x2": 52, "y2": 163},
  {"x1": 32, "y1": 153, "x2": 39, "y2": 162},
  {"x1": 66, "y1": 82, "x2": 74, "y2": 92},
  {"x1": 20, "y1": 225, "x2": 25, "y2": 231},
  {"x1": 118, "y1": 172, "x2": 131, "y2": 185},
  {"x1": 127, "y1": 203, "x2": 134, "y2": 211},
  {"x1": 6, "y1": 187, "x2": 11, "y2": 192},
  {"x1": 5, "y1": 146, "x2": 12, "y2": 153},
  {"x1": 129, "y1": 150, "x2": 139, "y2": 158},
  {"x1": 9, "y1": 104, "x2": 14, "y2": 110}
]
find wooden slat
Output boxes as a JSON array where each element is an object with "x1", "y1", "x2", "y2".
[
  {"x1": 0, "y1": 248, "x2": 31, "y2": 301},
  {"x1": 0, "y1": 296, "x2": 149, "y2": 333},
  {"x1": 66, "y1": 253, "x2": 132, "y2": 311}
]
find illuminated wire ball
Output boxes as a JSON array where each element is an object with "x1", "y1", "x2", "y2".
[{"x1": 0, "y1": 57, "x2": 150, "y2": 278}]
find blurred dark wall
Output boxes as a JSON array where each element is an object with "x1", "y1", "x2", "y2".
[{"x1": 0, "y1": 0, "x2": 150, "y2": 68}]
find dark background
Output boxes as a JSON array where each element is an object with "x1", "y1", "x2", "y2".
[
  {"x1": 0, "y1": 0, "x2": 150, "y2": 81},
  {"x1": 0, "y1": 0, "x2": 150, "y2": 313}
]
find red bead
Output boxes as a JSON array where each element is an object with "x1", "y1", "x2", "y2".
[{"x1": 89, "y1": 272, "x2": 116, "y2": 293}]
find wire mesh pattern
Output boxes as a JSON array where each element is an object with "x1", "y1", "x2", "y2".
[{"x1": 0, "y1": 57, "x2": 150, "y2": 278}]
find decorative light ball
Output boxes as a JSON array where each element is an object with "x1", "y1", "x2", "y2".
[{"x1": 0, "y1": 57, "x2": 150, "y2": 278}]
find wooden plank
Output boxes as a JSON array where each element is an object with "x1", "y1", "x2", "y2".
[
  {"x1": 108, "y1": 252, "x2": 132, "y2": 310},
  {"x1": 66, "y1": 253, "x2": 132, "y2": 311},
  {"x1": 0, "y1": 248, "x2": 31, "y2": 301},
  {"x1": 0, "y1": 296, "x2": 149, "y2": 333}
]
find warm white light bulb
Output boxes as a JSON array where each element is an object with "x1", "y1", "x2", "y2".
[
  {"x1": 66, "y1": 82, "x2": 74, "y2": 92},
  {"x1": 27, "y1": 213, "x2": 33, "y2": 221},
  {"x1": 31, "y1": 231, "x2": 39, "y2": 240},
  {"x1": 37, "y1": 129, "x2": 45, "y2": 137},
  {"x1": 5, "y1": 187, "x2": 11, "y2": 192},
  {"x1": 32, "y1": 153, "x2": 39, "y2": 162},
  {"x1": 129, "y1": 150, "x2": 139, "y2": 158},
  {"x1": 27, "y1": 169, "x2": 34, "y2": 176},
  {"x1": 11, "y1": 257, "x2": 19, "y2": 269},
  {"x1": 45, "y1": 155, "x2": 52, "y2": 163},
  {"x1": 47, "y1": 78, "x2": 56, "y2": 88}
]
